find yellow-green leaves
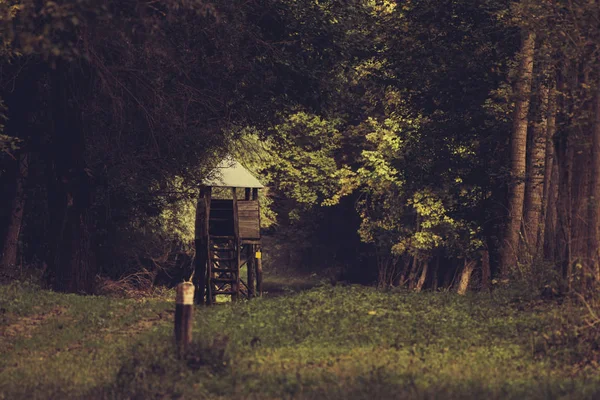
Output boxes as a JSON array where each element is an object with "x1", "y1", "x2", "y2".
[
  {"x1": 355, "y1": 115, "x2": 419, "y2": 192},
  {"x1": 263, "y1": 112, "x2": 344, "y2": 208}
]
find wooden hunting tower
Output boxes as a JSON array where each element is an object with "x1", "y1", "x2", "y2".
[{"x1": 193, "y1": 158, "x2": 264, "y2": 304}]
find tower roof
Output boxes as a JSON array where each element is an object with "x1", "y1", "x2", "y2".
[{"x1": 202, "y1": 157, "x2": 264, "y2": 188}]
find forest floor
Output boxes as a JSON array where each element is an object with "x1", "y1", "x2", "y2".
[{"x1": 1, "y1": 272, "x2": 600, "y2": 399}]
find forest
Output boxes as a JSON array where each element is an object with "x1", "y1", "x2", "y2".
[{"x1": 1, "y1": 0, "x2": 600, "y2": 399}]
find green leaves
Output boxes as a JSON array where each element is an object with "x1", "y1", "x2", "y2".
[{"x1": 263, "y1": 112, "x2": 344, "y2": 208}]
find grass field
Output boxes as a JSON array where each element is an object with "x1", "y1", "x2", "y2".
[{"x1": 1, "y1": 276, "x2": 599, "y2": 399}]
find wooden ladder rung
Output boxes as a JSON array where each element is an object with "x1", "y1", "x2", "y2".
[
  {"x1": 212, "y1": 268, "x2": 237, "y2": 273},
  {"x1": 212, "y1": 278, "x2": 236, "y2": 283}
]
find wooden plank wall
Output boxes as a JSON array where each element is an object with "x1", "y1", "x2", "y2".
[{"x1": 238, "y1": 200, "x2": 260, "y2": 239}]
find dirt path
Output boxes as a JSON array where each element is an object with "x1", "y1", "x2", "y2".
[
  {"x1": 0, "y1": 301, "x2": 174, "y2": 365},
  {"x1": 0, "y1": 306, "x2": 68, "y2": 340}
]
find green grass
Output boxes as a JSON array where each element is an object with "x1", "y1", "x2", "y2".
[
  {"x1": 261, "y1": 269, "x2": 322, "y2": 295},
  {"x1": 1, "y1": 280, "x2": 599, "y2": 399},
  {"x1": 0, "y1": 281, "x2": 173, "y2": 399}
]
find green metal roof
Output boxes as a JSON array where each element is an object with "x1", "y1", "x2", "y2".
[{"x1": 202, "y1": 157, "x2": 264, "y2": 188}]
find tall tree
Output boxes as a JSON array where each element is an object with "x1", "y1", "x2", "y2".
[
  {"x1": 45, "y1": 64, "x2": 96, "y2": 292},
  {"x1": 523, "y1": 77, "x2": 548, "y2": 259},
  {"x1": 499, "y1": 30, "x2": 535, "y2": 276},
  {"x1": 589, "y1": 87, "x2": 600, "y2": 281},
  {"x1": 542, "y1": 80, "x2": 558, "y2": 260},
  {"x1": 0, "y1": 152, "x2": 28, "y2": 278}
]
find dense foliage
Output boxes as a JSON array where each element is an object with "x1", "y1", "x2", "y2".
[{"x1": 1, "y1": 0, "x2": 600, "y2": 299}]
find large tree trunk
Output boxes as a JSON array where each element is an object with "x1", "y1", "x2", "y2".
[
  {"x1": 552, "y1": 68, "x2": 577, "y2": 287},
  {"x1": 0, "y1": 62, "x2": 40, "y2": 280},
  {"x1": 570, "y1": 137, "x2": 590, "y2": 270},
  {"x1": 567, "y1": 68, "x2": 593, "y2": 278},
  {"x1": 499, "y1": 31, "x2": 536, "y2": 276},
  {"x1": 555, "y1": 126, "x2": 574, "y2": 287},
  {"x1": 542, "y1": 83, "x2": 558, "y2": 260},
  {"x1": 408, "y1": 257, "x2": 420, "y2": 290},
  {"x1": 589, "y1": 86, "x2": 600, "y2": 281},
  {"x1": 46, "y1": 66, "x2": 96, "y2": 293},
  {"x1": 457, "y1": 259, "x2": 475, "y2": 295},
  {"x1": 415, "y1": 260, "x2": 428, "y2": 292},
  {"x1": 0, "y1": 153, "x2": 29, "y2": 278},
  {"x1": 523, "y1": 82, "x2": 549, "y2": 260}
]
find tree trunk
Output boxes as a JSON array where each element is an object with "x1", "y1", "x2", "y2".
[
  {"x1": 555, "y1": 128, "x2": 574, "y2": 287},
  {"x1": 408, "y1": 257, "x2": 420, "y2": 290},
  {"x1": 431, "y1": 256, "x2": 439, "y2": 291},
  {"x1": 399, "y1": 256, "x2": 412, "y2": 287},
  {"x1": 570, "y1": 137, "x2": 590, "y2": 270},
  {"x1": 499, "y1": 30, "x2": 536, "y2": 276},
  {"x1": 377, "y1": 251, "x2": 397, "y2": 288},
  {"x1": 523, "y1": 82, "x2": 549, "y2": 259},
  {"x1": 457, "y1": 259, "x2": 475, "y2": 295},
  {"x1": 480, "y1": 248, "x2": 491, "y2": 291},
  {"x1": 0, "y1": 153, "x2": 29, "y2": 279},
  {"x1": 415, "y1": 261, "x2": 428, "y2": 292},
  {"x1": 442, "y1": 263, "x2": 456, "y2": 289},
  {"x1": 589, "y1": 86, "x2": 600, "y2": 281},
  {"x1": 542, "y1": 82, "x2": 558, "y2": 260},
  {"x1": 46, "y1": 66, "x2": 96, "y2": 293}
]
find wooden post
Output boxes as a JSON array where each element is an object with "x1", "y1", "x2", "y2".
[
  {"x1": 255, "y1": 246, "x2": 263, "y2": 296},
  {"x1": 245, "y1": 188, "x2": 251, "y2": 200},
  {"x1": 204, "y1": 187, "x2": 213, "y2": 305},
  {"x1": 247, "y1": 244, "x2": 255, "y2": 298},
  {"x1": 194, "y1": 187, "x2": 208, "y2": 305},
  {"x1": 175, "y1": 282, "x2": 194, "y2": 355},
  {"x1": 232, "y1": 188, "x2": 240, "y2": 301},
  {"x1": 252, "y1": 187, "x2": 260, "y2": 233},
  {"x1": 251, "y1": 188, "x2": 262, "y2": 297}
]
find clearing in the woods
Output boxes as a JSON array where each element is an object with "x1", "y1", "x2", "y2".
[{"x1": 1, "y1": 275, "x2": 599, "y2": 400}]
